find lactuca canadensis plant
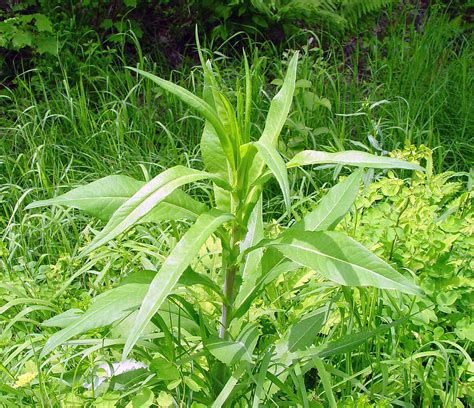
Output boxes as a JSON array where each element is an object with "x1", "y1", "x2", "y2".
[{"x1": 27, "y1": 48, "x2": 424, "y2": 404}]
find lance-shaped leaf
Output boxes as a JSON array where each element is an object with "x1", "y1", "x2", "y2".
[
  {"x1": 235, "y1": 171, "x2": 362, "y2": 316},
  {"x1": 245, "y1": 52, "x2": 299, "y2": 185},
  {"x1": 127, "y1": 66, "x2": 235, "y2": 169},
  {"x1": 264, "y1": 230, "x2": 422, "y2": 295},
  {"x1": 298, "y1": 317, "x2": 409, "y2": 361},
  {"x1": 123, "y1": 209, "x2": 233, "y2": 359},
  {"x1": 81, "y1": 166, "x2": 213, "y2": 256},
  {"x1": 201, "y1": 122, "x2": 232, "y2": 211},
  {"x1": 287, "y1": 150, "x2": 424, "y2": 171},
  {"x1": 40, "y1": 283, "x2": 149, "y2": 358},
  {"x1": 260, "y1": 52, "x2": 299, "y2": 146},
  {"x1": 234, "y1": 197, "x2": 264, "y2": 309},
  {"x1": 254, "y1": 141, "x2": 291, "y2": 210},
  {"x1": 26, "y1": 175, "x2": 143, "y2": 220},
  {"x1": 290, "y1": 169, "x2": 362, "y2": 232},
  {"x1": 26, "y1": 175, "x2": 207, "y2": 222}
]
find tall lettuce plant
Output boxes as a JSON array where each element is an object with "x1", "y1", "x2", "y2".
[{"x1": 27, "y1": 47, "x2": 424, "y2": 404}]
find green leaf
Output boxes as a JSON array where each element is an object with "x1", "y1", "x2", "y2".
[
  {"x1": 254, "y1": 141, "x2": 290, "y2": 210},
  {"x1": 233, "y1": 253, "x2": 299, "y2": 319},
  {"x1": 201, "y1": 122, "x2": 229, "y2": 177},
  {"x1": 34, "y1": 14, "x2": 53, "y2": 32},
  {"x1": 12, "y1": 31, "x2": 33, "y2": 48},
  {"x1": 179, "y1": 267, "x2": 222, "y2": 295},
  {"x1": 259, "y1": 52, "x2": 299, "y2": 146},
  {"x1": 312, "y1": 358, "x2": 337, "y2": 408},
  {"x1": 245, "y1": 52, "x2": 299, "y2": 190},
  {"x1": 287, "y1": 150, "x2": 424, "y2": 171},
  {"x1": 26, "y1": 175, "x2": 142, "y2": 220},
  {"x1": 26, "y1": 174, "x2": 206, "y2": 222},
  {"x1": 123, "y1": 209, "x2": 233, "y2": 359},
  {"x1": 126, "y1": 388, "x2": 154, "y2": 408},
  {"x1": 287, "y1": 307, "x2": 327, "y2": 352},
  {"x1": 150, "y1": 357, "x2": 180, "y2": 382},
  {"x1": 265, "y1": 230, "x2": 422, "y2": 295},
  {"x1": 211, "y1": 363, "x2": 247, "y2": 408},
  {"x1": 205, "y1": 336, "x2": 252, "y2": 366},
  {"x1": 40, "y1": 284, "x2": 148, "y2": 357},
  {"x1": 234, "y1": 197, "x2": 264, "y2": 309},
  {"x1": 291, "y1": 169, "x2": 362, "y2": 232},
  {"x1": 127, "y1": 66, "x2": 235, "y2": 169},
  {"x1": 42, "y1": 309, "x2": 82, "y2": 328},
  {"x1": 36, "y1": 33, "x2": 57, "y2": 55},
  {"x1": 82, "y1": 166, "x2": 212, "y2": 256},
  {"x1": 123, "y1": 0, "x2": 138, "y2": 7},
  {"x1": 300, "y1": 317, "x2": 409, "y2": 360},
  {"x1": 201, "y1": 122, "x2": 232, "y2": 211}
]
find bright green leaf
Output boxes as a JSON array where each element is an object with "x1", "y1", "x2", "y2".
[
  {"x1": 287, "y1": 150, "x2": 424, "y2": 171},
  {"x1": 26, "y1": 174, "x2": 206, "y2": 222},
  {"x1": 254, "y1": 141, "x2": 290, "y2": 209},
  {"x1": 82, "y1": 166, "x2": 212, "y2": 256},
  {"x1": 41, "y1": 284, "x2": 148, "y2": 357},
  {"x1": 265, "y1": 230, "x2": 423, "y2": 295},
  {"x1": 123, "y1": 209, "x2": 233, "y2": 359}
]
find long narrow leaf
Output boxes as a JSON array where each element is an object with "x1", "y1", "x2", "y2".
[
  {"x1": 123, "y1": 209, "x2": 233, "y2": 359},
  {"x1": 287, "y1": 150, "x2": 424, "y2": 171},
  {"x1": 264, "y1": 230, "x2": 422, "y2": 295},
  {"x1": 127, "y1": 66, "x2": 235, "y2": 168},
  {"x1": 290, "y1": 169, "x2": 362, "y2": 232},
  {"x1": 26, "y1": 175, "x2": 207, "y2": 223},
  {"x1": 259, "y1": 52, "x2": 299, "y2": 146},
  {"x1": 81, "y1": 166, "x2": 212, "y2": 256},
  {"x1": 254, "y1": 141, "x2": 291, "y2": 209},
  {"x1": 40, "y1": 284, "x2": 148, "y2": 357}
]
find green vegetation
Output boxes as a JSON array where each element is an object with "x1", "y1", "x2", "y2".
[{"x1": 1, "y1": 1, "x2": 472, "y2": 407}]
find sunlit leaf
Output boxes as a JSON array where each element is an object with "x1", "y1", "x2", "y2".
[
  {"x1": 264, "y1": 230, "x2": 423, "y2": 295},
  {"x1": 287, "y1": 150, "x2": 424, "y2": 171},
  {"x1": 123, "y1": 209, "x2": 233, "y2": 359},
  {"x1": 82, "y1": 166, "x2": 213, "y2": 256}
]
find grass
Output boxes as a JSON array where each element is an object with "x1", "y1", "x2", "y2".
[{"x1": 0, "y1": 8, "x2": 472, "y2": 407}]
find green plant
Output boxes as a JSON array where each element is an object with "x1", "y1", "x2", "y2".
[
  {"x1": 338, "y1": 145, "x2": 473, "y2": 406},
  {"x1": 22, "y1": 44, "x2": 427, "y2": 405},
  {"x1": 0, "y1": 9, "x2": 57, "y2": 55}
]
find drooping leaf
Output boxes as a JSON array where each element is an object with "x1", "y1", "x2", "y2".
[
  {"x1": 291, "y1": 169, "x2": 362, "y2": 232},
  {"x1": 81, "y1": 166, "x2": 213, "y2": 256},
  {"x1": 254, "y1": 141, "x2": 291, "y2": 210},
  {"x1": 127, "y1": 66, "x2": 235, "y2": 168},
  {"x1": 26, "y1": 175, "x2": 206, "y2": 222},
  {"x1": 264, "y1": 230, "x2": 422, "y2": 295},
  {"x1": 40, "y1": 284, "x2": 149, "y2": 357},
  {"x1": 123, "y1": 209, "x2": 233, "y2": 359},
  {"x1": 287, "y1": 150, "x2": 424, "y2": 171}
]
